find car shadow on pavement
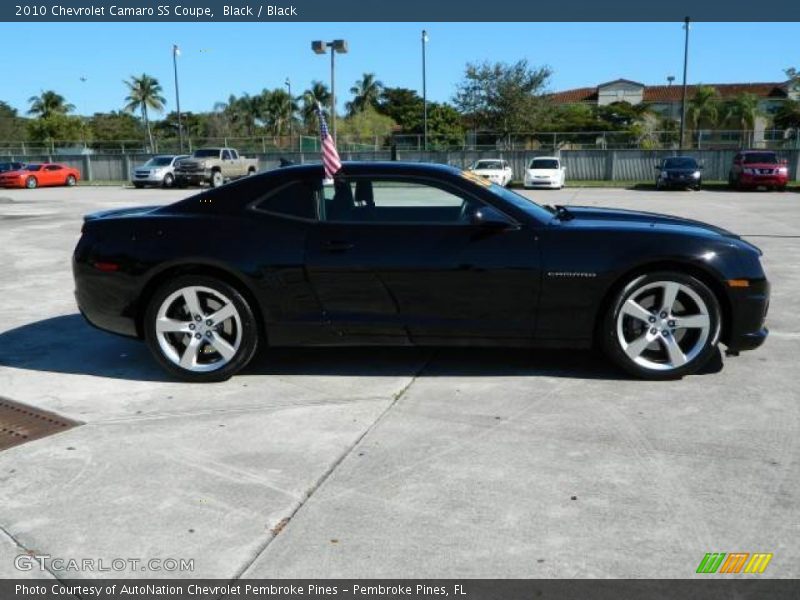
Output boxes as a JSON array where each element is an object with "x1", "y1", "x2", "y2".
[{"x1": 0, "y1": 313, "x2": 722, "y2": 383}]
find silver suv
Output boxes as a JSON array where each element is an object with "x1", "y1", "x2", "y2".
[{"x1": 132, "y1": 155, "x2": 189, "y2": 188}]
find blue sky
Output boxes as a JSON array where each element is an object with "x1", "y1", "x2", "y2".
[{"x1": 2, "y1": 22, "x2": 798, "y2": 116}]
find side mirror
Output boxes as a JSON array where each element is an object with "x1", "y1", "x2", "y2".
[
  {"x1": 471, "y1": 206, "x2": 514, "y2": 230},
  {"x1": 655, "y1": 163, "x2": 662, "y2": 170}
]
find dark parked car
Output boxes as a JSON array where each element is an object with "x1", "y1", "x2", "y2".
[
  {"x1": 655, "y1": 156, "x2": 703, "y2": 190},
  {"x1": 728, "y1": 150, "x2": 789, "y2": 191},
  {"x1": 0, "y1": 161, "x2": 24, "y2": 173},
  {"x1": 73, "y1": 162, "x2": 769, "y2": 382}
]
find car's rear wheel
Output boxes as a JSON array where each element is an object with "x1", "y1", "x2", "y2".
[
  {"x1": 65, "y1": 175, "x2": 77, "y2": 187},
  {"x1": 144, "y1": 276, "x2": 259, "y2": 382},
  {"x1": 25, "y1": 176, "x2": 37, "y2": 189},
  {"x1": 602, "y1": 272, "x2": 721, "y2": 380},
  {"x1": 210, "y1": 170, "x2": 224, "y2": 188}
]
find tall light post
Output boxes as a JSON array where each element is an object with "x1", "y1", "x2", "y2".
[
  {"x1": 422, "y1": 30, "x2": 429, "y2": 151},
  {"x1": 285, "y1": 77, "x2": 293, "y2": 148},
  {"x1": 679, "y1": 17, "x2": 690, "y2": 149},
  {"x1": 312, "y1": 39, "x2": 348, "y2": 142},
  {"x1": 172, "y1": 44, "x2": 184, "y2": 153}
]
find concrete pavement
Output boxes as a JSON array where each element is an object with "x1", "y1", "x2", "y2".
[{"x1": 0, "y1": 184, "x2": 797, "y2": 579}]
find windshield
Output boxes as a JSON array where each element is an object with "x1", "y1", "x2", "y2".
[
  {"x1": 488, "y1": 182, "x2": 553, "y2": 223},
  {"x1": 743, "y1": 152, "x2": 778, "y2": 165},
  {"x1": 25, "y1": 164, "x2": 43, "y2": 172},
  {"x1": 144, "y1": 157, "x2": 174, "y2": 167},
  {"x1": 529, "y1": 159, "x2": 559, "y2": 170},
  {"x1": 193, "y1": 149, "x2": 221, "y2": 158},
  {"x1": 663, "y1": 157, "x2": 698, "y2": 169},
  {"x1": 474, "y1": 160, "x2": 504, "y2": 170}
]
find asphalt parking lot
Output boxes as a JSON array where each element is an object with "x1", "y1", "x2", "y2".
[{"x1": 0, "y1": 183, "x2": 798, "y2": 580}]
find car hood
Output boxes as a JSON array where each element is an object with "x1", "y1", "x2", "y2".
[
  {"x1": 562, "y1": 206, "x2": 738, "y2": 238},
  {"x1": 472, "y1": 169, "x2": 506, "y2": 175},
  {"x1": 0, "y1": 170, "x2": 28, "y2": 177}
]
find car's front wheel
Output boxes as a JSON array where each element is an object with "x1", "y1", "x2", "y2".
[
  {"x1": 162, "y1": 173, "x2": 175, "y2": 188},
  {"x1": 25, "y1": 176, "x2": 38, "y2": 189},
  {"x1": 144, "y1": 276, "x2": 259, "y2": 382},
  {"x1": 210, "y1": 170, "x2": 224, "y2": 188},
  {"x1": 602, "y1": 272, "x2": 721, "y2": 379}
]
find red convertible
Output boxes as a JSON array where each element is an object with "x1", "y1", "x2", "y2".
[{"x1": 0, "y1": 163, "x2": 81, "y2": 189}]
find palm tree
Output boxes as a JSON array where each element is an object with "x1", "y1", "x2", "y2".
[
  {"x1": 687, "y1": 85, "x2": 721, "y2": 131},
  {"x1": 261, "y1": 89, "x2": 296, "y2": 140},
  {"x1": 301, "y1": 81, "x2": 331, "y2": 129},
  {"x1": 213, "y1": 94, "x2": 244, "y2": 137},
  {"x1": 347, "y1": 73, "x2": 384, "y2": 116},
  {"x1": 27, "y1": 90, "x2": 75, "y2": 119},
  {"x1": 123, "y1": 74, "x2": 166, "y2": 152},
  {"x1": 724, "y1": 93, "x2": 762, "y2": 146},
  {"x1": 236, "y1": 93, "x2": 262, "y2": 137}
]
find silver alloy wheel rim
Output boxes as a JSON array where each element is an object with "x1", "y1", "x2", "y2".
[
  {"x1": 212, "y1": 172, "x2": 223, "y2": 187},
  {"x1": 155, "y1": 285, "x2": 242, "y2": 373},
  {"x1": 26, "y1": 177, "x2": 36, "y2": 188},
  {"x1": 616, "y1": 280, "x2": 711, "y2": 372}
]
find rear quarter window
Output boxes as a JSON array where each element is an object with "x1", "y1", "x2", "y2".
[{"x1": 252, "y1": 180, "x2": 317, "y2": 221}]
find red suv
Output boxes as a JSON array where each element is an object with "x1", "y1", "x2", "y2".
[{"x1": 729, "y1": 150, "x2": 789, "y2": 191}]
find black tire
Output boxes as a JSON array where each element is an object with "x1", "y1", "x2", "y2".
[
  {"x1": 162, "y1": 173, "x2": 175, "y2": 188},
  {"x1": 65, "y1": 175, "x2": 77, "y2": 187},
  {"x1": 601, "y1": 271, "x2": 722, "y2": 380},
  {"x1": 210, "y1": 170, "x2": 224, "y2": 188},
  {"x1": 247, "y1": 167, "x2": 256, "y2": 177},
  {"x1": 25, "y1": 176, "x2": 37, "y2": 189},
  {"x1": 144, "y1": 275, "x2": 260, "y2": 382}
]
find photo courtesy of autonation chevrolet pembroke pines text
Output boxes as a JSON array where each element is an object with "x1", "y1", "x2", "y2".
[{"x1": 0, "y1": 1, "x2": 798, "y2": 598}]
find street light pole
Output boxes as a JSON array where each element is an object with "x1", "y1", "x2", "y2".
[
  {"x1": 422, "y1": 30, "x2": 429, "y2": 151},
  {"x1": 679, "y1": 17, "x2": 690, "y2": 149},
  {"x1": 172, "y1": 44, "x2": 184, "y2": 153},
  {"x1": 285, "y1": 77, "x2": 293, "y2": 149},
  {"x1": 312, "y1": 39, "x2": 348, "y2": 143}
]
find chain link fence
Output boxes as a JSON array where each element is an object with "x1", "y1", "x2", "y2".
[{"x1": 2, "y1": 129, "x2": 799, "y2": 157}]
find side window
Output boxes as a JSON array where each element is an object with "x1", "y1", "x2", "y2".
[
  {"x1": 229, "y1": 149, "x2": 239, "y2": 160},
  {"x1": 46, "y1": 165, "x2": 62, "y2": 171},
  {"x1": 221, "y1": 150, "x2": 232, "y2": 160},
  {"x1": 253, "y1": 180, "x2": 317, "y2": 220},
  {"x1": 321, "y1": 178, "x2": 482, "y2": 224}
]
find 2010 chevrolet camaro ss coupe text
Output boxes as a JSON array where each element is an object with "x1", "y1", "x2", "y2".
[{"x1": 73, "y1": 162, "x2": 769, "y2": 382}]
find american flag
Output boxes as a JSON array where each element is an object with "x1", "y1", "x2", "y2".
[{"x1": 317, "y1": 103, "x2": 341, "y2": 180}]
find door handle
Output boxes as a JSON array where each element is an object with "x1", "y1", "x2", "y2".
[{"x1": 324, "y1": 240, "x2": 355, "y2": 252}]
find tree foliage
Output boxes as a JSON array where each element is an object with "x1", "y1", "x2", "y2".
[{"x1": 453, "y1": 59, "x2": 552, "y2": 133}]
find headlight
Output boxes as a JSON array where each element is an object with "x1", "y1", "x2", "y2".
[
  {"x1": 692, "y1": 170, "x2": 701, "y2": 178},
  {"x1": 743, "y1": 168, "x2": 755, "y2": 175},
  {"x1": 778, "y1": 167, "x2": 788, "y2": 174}
]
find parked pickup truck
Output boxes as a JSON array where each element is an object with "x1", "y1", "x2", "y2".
[{"x1": 174, "y1": 148, "x2": 259, "y2": 188}]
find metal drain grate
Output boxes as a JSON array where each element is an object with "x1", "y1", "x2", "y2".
[{"x1": 0, "y1": 397, "x2": 80, "y2": 451}]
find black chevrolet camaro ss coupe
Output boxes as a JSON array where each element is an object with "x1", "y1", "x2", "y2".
[{"x1": 73, "y1": 162, "x2": 769, "y2": 382}]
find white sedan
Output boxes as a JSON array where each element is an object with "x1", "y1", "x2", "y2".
[
  {"x1": 468, "y1": 159, "x2": 513, "y2": 187},
  {"x1": 523, "y1": 157, "x2": 566, "y2": 189}
]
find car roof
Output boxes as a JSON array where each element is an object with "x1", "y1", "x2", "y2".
[
  {"x1": 276, "y1": 161, "x2": 465, "y2": 177},
  {"x1": 530, "y1": 156, "x2": 560, "y2": 161}
]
